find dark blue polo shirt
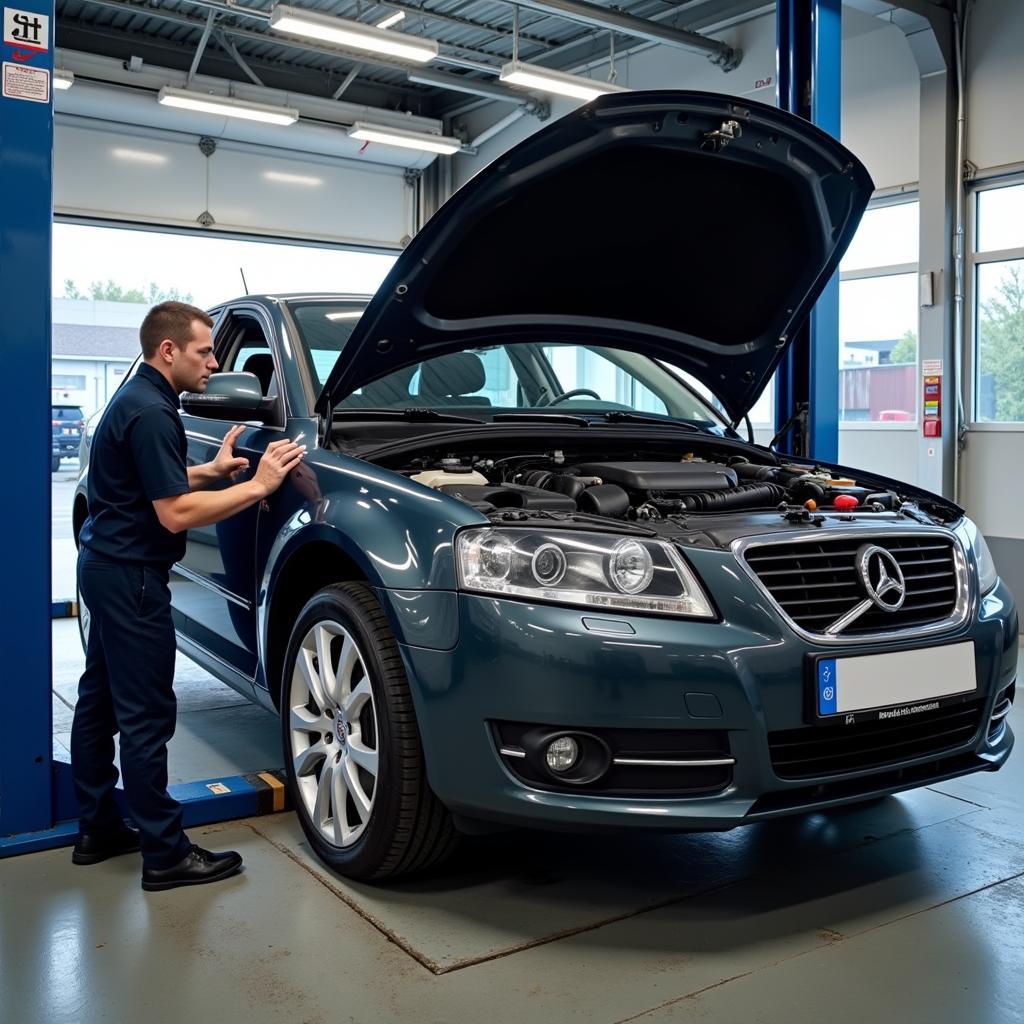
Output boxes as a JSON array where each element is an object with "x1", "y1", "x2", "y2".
[{"x1": 80, "y1": 362, "x2": 190, "y2": 566}]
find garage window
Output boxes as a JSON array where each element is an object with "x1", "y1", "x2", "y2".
[
  {"x1": 972, "y1": 181, "x2": 1024, "y2": 423},
  {"x1": 838, "y1": 198, "x2": 920, "y2": 424}
]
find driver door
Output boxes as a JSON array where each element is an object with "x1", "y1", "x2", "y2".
[{"x1": 171, "y1": 304, "x2": 286, "y2": 682}]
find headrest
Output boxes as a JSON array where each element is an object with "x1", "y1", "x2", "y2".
[
  {"x1": 241, "y1": 353, "x2": 275, "y2": 395},
  {"x1": 419, "y1": 352, "x2": 486, "y2": 400}
]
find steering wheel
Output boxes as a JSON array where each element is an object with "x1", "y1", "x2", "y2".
[{"x1": 547, "y1": 388, "x2": 602, "y2": 405}]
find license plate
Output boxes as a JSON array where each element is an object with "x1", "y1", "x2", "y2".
[
  {"x1": 63, "y1": 428, "x2": 73, "y2": 434},
  {"x1": 813, "y1": 641, "x2": 976, "y2": 720}
]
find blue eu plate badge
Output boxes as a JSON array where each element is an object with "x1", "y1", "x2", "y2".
[{"x1": 818, "y1": 658, "x2": 838, "y2": 715}]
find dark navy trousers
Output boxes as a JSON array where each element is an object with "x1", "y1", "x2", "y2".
[{"x1": 71, "y1": 547, "x2": 192, "y2": 869}]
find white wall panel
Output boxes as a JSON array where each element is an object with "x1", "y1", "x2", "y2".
[
  {"x1": 841, "y1": 18, "x2": 920, "y2": 190},
  {"x1": 959, "y1": 433, "x2": 1024, "y2": 540},
  {"x1": 55, "y1": 120, "x2": 412, "y2": 248},
  {"x1": 966, "y1": 0, "x2": 1024, "y2": 174},
  {"x1": 838, "y1": 428, "x2": 919, "y2": 484}
]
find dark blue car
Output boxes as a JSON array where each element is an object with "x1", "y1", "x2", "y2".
[{"x1": 75, "y1": 92, "x2": 1017, "y2": 880}]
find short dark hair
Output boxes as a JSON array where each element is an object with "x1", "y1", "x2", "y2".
[{"x1": 140, "y1": 301, "x2": 214, "y2": 359}]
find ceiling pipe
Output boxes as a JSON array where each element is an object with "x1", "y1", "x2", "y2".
[
  {"x1": 504, "y1": 0, "x2": 742, "y2": 69},
  {"x1": 470, "y1": 106, "x2": 529, "y2": 148}
]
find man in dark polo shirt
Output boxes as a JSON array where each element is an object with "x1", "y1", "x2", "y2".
[{"x1": 72, "y1": 301, "x2": 305, "y2": 892}]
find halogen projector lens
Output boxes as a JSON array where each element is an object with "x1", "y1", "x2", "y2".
[
  {"x1": 608, "y1": 539, "x2": 654, "y2": 594},
  {"x1": 531, "y1": 542, "x2": 567, "y2": 587},
  {"x1": 475, "y1": 534, "x2": 512, "y2": 581},
  {"x1": 545, "y1": 736, "x2": 579, "y2": 773}
]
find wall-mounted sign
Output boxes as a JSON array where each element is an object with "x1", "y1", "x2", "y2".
[{"x1": 3, "y1": 7, "x2": 49, "y2": 51}]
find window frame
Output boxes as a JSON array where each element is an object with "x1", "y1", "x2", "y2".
[
  {"x1": 966, "y1": 172, "x2": 1024, "y2": 431},
  {"x1": 837, "y1": 192, "x2": 920, "y2": 430}
]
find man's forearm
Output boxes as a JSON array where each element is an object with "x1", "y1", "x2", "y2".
[
  {"x1": 157, "y1": 480, "x2": 266, "y2": 533},
  {"x1": 186, "y1": 462, "x2": 221, "y2": 489}
]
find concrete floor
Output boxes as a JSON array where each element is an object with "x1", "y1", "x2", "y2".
[{"x1": 10, "y1": 629, "x2": 1024, "y2": 1023}]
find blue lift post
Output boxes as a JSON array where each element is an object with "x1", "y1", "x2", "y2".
[
  {"x1": 0, "y1": 0, "x2": 56, "y2": 841},
  {"x1": 775, "y1": 0, "x2": 842, "y2": 461},
  {"x1": 0, "y1": 3, "x2": 290, "y2": 857}
]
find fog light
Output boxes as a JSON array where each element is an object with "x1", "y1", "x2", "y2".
[{"x1": 545, "y1": 736, "x2": 579, "y2": 773}]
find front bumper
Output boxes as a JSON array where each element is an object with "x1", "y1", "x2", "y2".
[{"x1": 395, "y1": 575, "x2": 1017, "y2": 833}]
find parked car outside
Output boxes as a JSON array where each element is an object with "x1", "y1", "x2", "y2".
[
  {"x1": 52, "y1": 403, "x2": 86, "y2": 471},
  {"x1": 75, "y1": 92, "x2": 1017, "y2": 880}
]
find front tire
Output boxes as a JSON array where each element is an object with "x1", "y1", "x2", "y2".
[{"x1": 281, "y1": 582, "x2": 457, "y2": 880}]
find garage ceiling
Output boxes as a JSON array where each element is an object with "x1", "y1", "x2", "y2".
[{"x1": 55, "y1": 0, "x2": 772, "y2": 119}]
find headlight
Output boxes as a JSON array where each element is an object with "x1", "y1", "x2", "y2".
[
  {"x1": 456, "y1": 528, "x2": 715, "y2": 618},
  {"x1": 957, "y1": 518, "x2": 998, "y2": 595}
]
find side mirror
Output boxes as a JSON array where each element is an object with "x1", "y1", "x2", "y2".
[{"x1": 180, "y1": 372, "x2": 275, "y2": 422}]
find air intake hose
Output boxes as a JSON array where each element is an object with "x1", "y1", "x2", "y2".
[{"x1": 681, "y1": 482, "x2": 786, "y2": 511}]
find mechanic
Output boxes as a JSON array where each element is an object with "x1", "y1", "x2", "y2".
[{"x1": 71, "y1": 301, "x2": 305, "y2": 892}]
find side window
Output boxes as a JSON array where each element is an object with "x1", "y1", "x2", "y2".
[{"x1": 216, "y1": 314, "x2": 279, "y2": 402}]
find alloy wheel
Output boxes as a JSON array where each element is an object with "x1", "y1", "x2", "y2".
[{"x1": 287, "y1": 620, "x2": 379, "y2": 848}]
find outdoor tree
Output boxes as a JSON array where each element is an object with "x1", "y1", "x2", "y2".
[
  {"x1": 978, "y1": 264, "x2": 1024, "y2": 421},
  {"x1": 889, "y1": 329, "x2": 918, "y2": 365},
  {"x1": 59, "y1": 280, "x2": 194, "y2": 304}
]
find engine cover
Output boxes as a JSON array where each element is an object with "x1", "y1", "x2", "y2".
[{"x1": 573, "y1": 461, "x2": 738, "y2": 492}]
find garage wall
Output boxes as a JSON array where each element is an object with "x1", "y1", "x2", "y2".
[{"x1": 55, "y1": 119, "x2": 414, "y2": 249}]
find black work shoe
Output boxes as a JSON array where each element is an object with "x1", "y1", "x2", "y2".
[
  {"x1": 141, "y1": 845, "x2": 243, "y2": 892},
  {"x1": 72, "y1": 824, "x2": 141, "y2": 866}
]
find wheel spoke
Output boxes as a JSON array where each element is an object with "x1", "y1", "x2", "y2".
[
  {"x1": 297, "y1": 646, "x2": 328, "y2": 711},
  {"x1": 331, "y1": 763, "x2": 351, "y2": 846},
  {"x1": 347, "y1": 740, "x2": 378, "y2": 779},
  {"x1": 314, "y1": 759, "x2": 334, "y2": 827},
  {"x1": 342, "y1": 757, "x2": 372, "y2": 823},
  {"x1": 290, "y1": 704, "x2": 326, "y2": 735},
  {"x1": 293, "y1": 738, "x2": 327, "y2": 779},
  {"x1": 343, "y1": 676, "x2": 373, "y2": 717},
  {"x1": 316, "y1": 624, "x2": 342, "y2": 707},
  {"x1": 336, "y1": 635, "x2": 360, "y2": 700}
]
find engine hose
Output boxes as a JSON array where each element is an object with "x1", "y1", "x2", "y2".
[{"x1": 680, "y1": 482, "x2": 786, "y2": 512}]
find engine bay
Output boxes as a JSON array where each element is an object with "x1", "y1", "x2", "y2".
[{"x1": 372, "y1": 437, "x2": 959, "y2": 528}]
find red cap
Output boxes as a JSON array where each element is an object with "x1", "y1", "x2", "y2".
[{"x1": 833, "y1": 494, "x2": 859, "y2": 511}]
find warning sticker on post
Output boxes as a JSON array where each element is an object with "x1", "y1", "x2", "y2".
[{"x1": 2, "y1": 61, "x2": 48, "y2": 101}]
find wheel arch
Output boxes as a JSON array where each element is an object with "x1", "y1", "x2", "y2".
[{"x1": 261, "y1": 530, "x2": 371, "y2": 709}]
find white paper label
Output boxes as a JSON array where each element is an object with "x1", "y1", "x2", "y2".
[{"x1": 2, "y1": 61, "x2": 48, "y2": 102}]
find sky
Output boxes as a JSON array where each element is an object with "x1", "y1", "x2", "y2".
[{"x1": 53, "y1": 223, "x2": 398, "y2": 310}]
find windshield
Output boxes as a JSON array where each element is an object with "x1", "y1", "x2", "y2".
[
  {"x1": 288, "y1": 300, "x2": 369, "y2": 386},
  {"x1": 341, "y1": 343, "x2": 724, "y2": 426},
  {"x1": 286, "y1": 301, "x2": 727, "y2": 429}
]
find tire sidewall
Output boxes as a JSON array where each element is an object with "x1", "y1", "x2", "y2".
[{"x1": 281, "y1": 584, "x2": 413, "y2": 876}]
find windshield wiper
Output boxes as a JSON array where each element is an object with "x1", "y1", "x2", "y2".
[
  {"x1": 491, "y1": 412, "x2": 590, "y2": 427},
  {"x1": 332, "y1": 408, "x2": 485, "y2": 424},
  {"x1": 600, "y1": 411, "x2": 702, "y2": 432}
]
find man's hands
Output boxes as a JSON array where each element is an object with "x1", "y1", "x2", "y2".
[
  {"x1": 253, "y1": 438, "x2": 307, "y2": 497},
  {"x1": 212, "y1": 424, "x2": 250, "y2": 480}
]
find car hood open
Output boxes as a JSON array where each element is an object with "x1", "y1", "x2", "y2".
[{"x1": 318, "y1": 90, "x2": 873, "y2": 422}]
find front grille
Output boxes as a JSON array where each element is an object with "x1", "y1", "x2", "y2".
[
  {"x1": 742, "y1": 533, "x2": 962, "y2": 637},
  {"x1": 768, "y1": 698, "x2": 984, "y2": 779}
]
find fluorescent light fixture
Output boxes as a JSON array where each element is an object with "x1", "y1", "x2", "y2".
[
  {"x1": 112, "y1": 147, "x2": 169, "y2": 165},
  {"x1": 263, "y1": 170, "x2": 323, "y2": 186},
  {"x1": 376, "y1": 10, "x2": 405, "y2": 29},
  {"x1": 53, "y1": 69, "x2": 74, "y2": 90},
  {"x1": 326, "y1": 310, "x2": 365, "y2": 320},
  {"x1": 270, "y1": 4, "x2": 437, "y2": 63},
  {"x1": 347, "y1": 121, "x2": 462, "y2": 155},
  {"x1": 499, "y1": 60, "x2": 629, "y2": 101},
  {"x1": 157, "y1": 86, "x2": 299, "y2": 125}
]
